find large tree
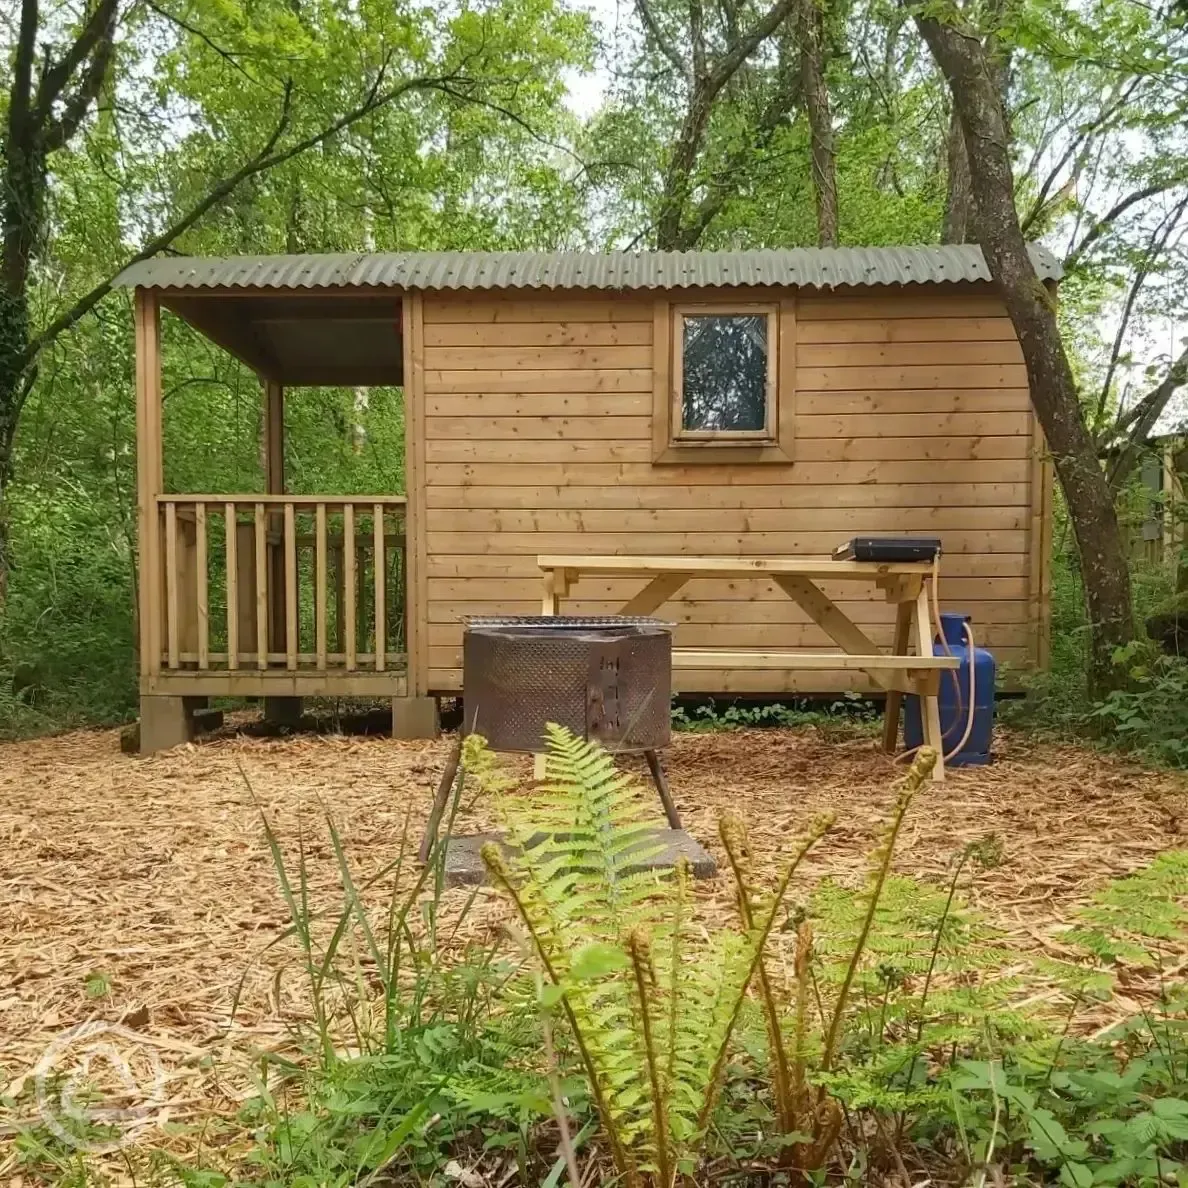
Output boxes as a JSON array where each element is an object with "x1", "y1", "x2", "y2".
[
  {"x1": 905, "y1": 0, "x2": 1137, "y2": 694},
  {"x1": 587, "y1": 0, "x2": 851, "y2": 248}
]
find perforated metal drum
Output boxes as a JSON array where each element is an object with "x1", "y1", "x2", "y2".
[{"x1": 461, "y1": 616, "x2": 673, "y2": 753}]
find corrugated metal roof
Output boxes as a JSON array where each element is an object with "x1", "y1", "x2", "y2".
[{"x1": 114, "y1": 244, "x2": 1062, "y2": 292}]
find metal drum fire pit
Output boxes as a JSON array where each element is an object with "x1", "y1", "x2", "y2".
[
  {"x1": 419, "y1": 615, "x2": 715, "y2": 883},
  {"x1": 461, "y1": 615, "x2": 672, "y2": 754}
]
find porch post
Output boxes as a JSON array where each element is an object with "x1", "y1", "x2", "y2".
[
  {"x1": 392, "y1": 291, "x2": 438, "y2": 739},
  {"x1": 263, "y1": 379, "x2": 301, "y2": 727},
  {"x1": 135, "y1": 288, "x2": 163, "y2": 680},
  {"x1": 137, "y1": 288, "x2": 194, "y2": 751}
]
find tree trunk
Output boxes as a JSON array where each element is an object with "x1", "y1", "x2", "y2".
[
  {"x1": 0, "y1": 298, "x2": 32, "y2": 606},
  {"x1": 941, "y1": 107, "x2": 972, "y2": 243},
  {"x1": 649, "y1": 0, "x2": 798, "y2": 249},
  {"x1": 796, "y1": 0, "x2": 837, "y2": 246},
  {"x1": 911, "y1": 6, "x2": 1134, "y2": 697}
]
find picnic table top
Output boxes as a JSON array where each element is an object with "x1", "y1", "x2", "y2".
[{"x1": 536, "y1": 554, "x2": 938, "y2": 581}]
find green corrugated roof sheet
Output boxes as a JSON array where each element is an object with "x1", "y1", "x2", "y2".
[{"x1": 113, "y1": 244, "x2": 1062, "y2": 292}]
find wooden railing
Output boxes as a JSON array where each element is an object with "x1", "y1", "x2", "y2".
[{"x1": 151, "y1": 495, "x2": 407, "y2": 675}]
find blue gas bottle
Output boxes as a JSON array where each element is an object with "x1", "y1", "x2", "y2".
[{"x1": 903, "y1": 612, "x2": 995, "y2": 766}]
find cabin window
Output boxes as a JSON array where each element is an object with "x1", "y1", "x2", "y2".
[
  {"x1": 653, "y1": 298, "x2": 793, "y2": 464},
  {"x1": 674, "y1": 307, "x2": 777, "y2": 439}
]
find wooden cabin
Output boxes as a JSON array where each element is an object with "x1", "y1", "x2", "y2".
[{"x1": 114, "y1": 247, "x2": 1056, "y2": 753}]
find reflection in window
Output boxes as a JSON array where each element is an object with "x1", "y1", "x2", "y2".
[{"x1": 680, "y1": 313, "x2": 770, "y2": 433}]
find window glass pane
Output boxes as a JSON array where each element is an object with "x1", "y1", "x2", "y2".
[{"x1": 681, "y1": 313, "x2": 769, "y2": 432}]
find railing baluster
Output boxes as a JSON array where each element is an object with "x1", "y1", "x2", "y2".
[
  {"x1": 284, "y1": 502, "x2": 297, "y2": 670},
  {"x1": 225, "y1": 502, "x2": 239, "y2": 670},
  {"x1": 195, "y1": 502, "x2": 209, "y2": 669},
  {"x1": 165, "y1": 501, "x2": 179, "y2": 669},
  {"x1": 255, "y1": 503, "x2": 267, "y2": 670},
  {"x1": 331, "y1": 539, "x2": 344, "y2": 654},
  {"x1": 315, "y1": 503, "x2": 327, "y2": 671},
  {"x1": 344, "y1": 503, "x2": 356, "y2": 671},
  {"x1": 373, "y1": 504, "x2": 385, "y2": 672}
]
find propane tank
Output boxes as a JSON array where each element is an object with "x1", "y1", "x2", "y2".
[{"x1": 904, "y1": 612, "x2": 995, "y2": 766}]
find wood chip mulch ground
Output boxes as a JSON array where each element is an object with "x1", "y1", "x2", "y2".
[{"x1": 1, "y1": 722, "x2": 1185, "y2": 1178}]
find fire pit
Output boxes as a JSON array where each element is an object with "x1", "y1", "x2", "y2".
[
  {"x1": 461, "y1": 615, "x2": 673, "y2": 753},
  {"x1": 418, "y1": 615, "x2": 715, "y2": 883}
]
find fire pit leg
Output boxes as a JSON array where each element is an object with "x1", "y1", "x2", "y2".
[
  {"x1": 644, "y1": 749, "x2": 682, "y2": 830},
  {"x1": 420, "y1": 737, "x2": 463, "y2": 864}
]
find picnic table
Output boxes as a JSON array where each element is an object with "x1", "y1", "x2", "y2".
[{"x1": 537, "y1": 554, "x2": 959, "y2": 781}]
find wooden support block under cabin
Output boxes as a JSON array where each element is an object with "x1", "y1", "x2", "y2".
[
  {"x1": 392, "y1": 696, "x2": 439, "y2": 739},
  {"x1": 138, "y1": 695, "x2": 194, "y2": 754},
  {"x1": 192, "y1": 707, "x2": 225, "y2": 734},
  {"x1": 264, "y1": 697, "x2": 303, "y2": 727}
]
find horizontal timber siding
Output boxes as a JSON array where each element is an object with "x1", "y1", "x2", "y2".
[{"x1": 420, "y1": 286, "x2": 1042, "y2": 695}]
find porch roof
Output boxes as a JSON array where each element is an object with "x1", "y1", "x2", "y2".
[{"x1": 150, "y1": 290, "x2": 404, "y2": 388}]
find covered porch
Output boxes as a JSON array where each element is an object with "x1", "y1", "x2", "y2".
[{"x1": 127, "y1": 272, "x2": 433, "y2": 751}]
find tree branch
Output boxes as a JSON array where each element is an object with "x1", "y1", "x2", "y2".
[
  {"x1": 35, "y1": 0, "x2": 119, "y2": 120},
  {"x1": 678, "y1": 34, "x2": 801, "y2": 244},
  {"x1": 3, "y1": 0, "x2": 42, "y2": 300},
  {"x1": 654, "y1": 0, "x2": 797, "y2": 247},
  {"x1": 143, "y1": 0, "x2": 265, "y2": 88},
  {"x1": 43, "y1": 6, "x2": 119, "y2": 152},
  {"x1": 689, "y1": 0, "x2": 707, "y2": 83},
  {"x1": 705, "y1": 0, "x2": 796, "y2": 99},
  {"x1": 1093, "y1": 193, "x2": 1188, "y2": 434},
  {"x1": 797, "y1": 0, "x2": 837, "y2": 246},
  {"x1": 634, "y1": 0, "x2": 688, "y2": 79},
  {"x1": 1107, "y1": 342, "x2": 1188, "y2": 489},
  {"x1": 1065, "y1": 173, "x2": 1188, "y2": 272},
  {"x1": 1019, "y1": 76, "x2": 1142, "y2": 237},
  {"x1": 11, "y1": 0, "x2": 38, "y2": 128},
  {"x1": 21, "y1": 67, "x2": 468, "y2": 367}
]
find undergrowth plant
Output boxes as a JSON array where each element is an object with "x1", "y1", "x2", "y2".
[
  {"x1": 1087, "y1": 642, "x2": 1188, "y2": 768},
  {"x1": 1066, "y1": 849, "x2": 1188, "y2": 969},
  {"x1": 224, "y1": 763, "x2": 556, "y2": 1186},
  {"x1": 945, "y1": 856, "x2": 1188, "y2": 1187},
  {"x1": 726, "y1": 746, "x2": 946, "y2": 1176},
  {"x1": 806, "y1": 844, "x2": 1027, "y2": 1113},
  {"x1": 481, "y1": 722, "x2": 938, "y2": 1186}
]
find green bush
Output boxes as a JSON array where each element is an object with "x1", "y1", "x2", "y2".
[
  {"x1": 0, "y1": 483, "x2": 137, "y2": 734},
  {"x1": 1088, "y1": 645, "x2": 1188, "y2": 767}
]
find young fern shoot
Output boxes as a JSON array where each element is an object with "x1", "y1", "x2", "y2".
[{"x1": 725, "y1": 745, "x2": 937, "y2": 1175}]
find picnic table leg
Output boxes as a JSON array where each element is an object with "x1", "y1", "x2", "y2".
[
  {"x1": 913, "y1": 587, "x2": 945, "y2": 782},
  {"x1": 619, "y1": 572, "x2": 690, "y2": 616},
  {"x1": 882, "y1": 601, "x2": 914, "y2": 752},
  {"x1": 541, "y1": 570, "x2": 560, "y2": 616},
  {"x1": 535, "y1": 568, "x2": 569, "y2": 779}
]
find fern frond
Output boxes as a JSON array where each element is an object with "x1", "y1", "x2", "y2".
[
  {"x1": 820, "y1": 745, "x2": 933, "y2": 1073},
  {"x1": 628, "y1": 928, "x2": 672, "y2": 1188},
  {"x1": 1067, "y1": 849, "x2": 1188, "y2": 967},
  {"x1": 482, "y1": 841, "x2": 638, "y2": 1180}
]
